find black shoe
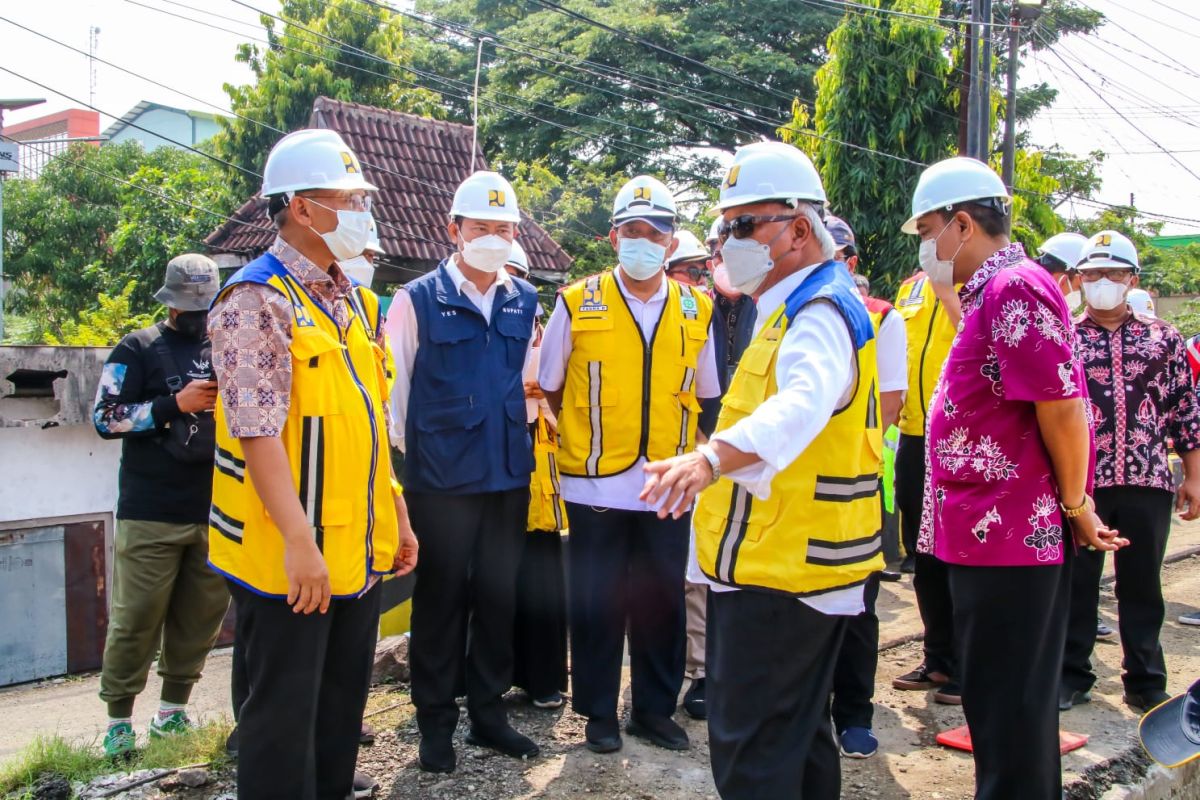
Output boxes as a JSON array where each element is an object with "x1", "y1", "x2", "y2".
[
  {"x1": 224, "y1": 725, "x2": 239, "y2": 757},
  {"x1": 1124, "y1": 690, "x2": 1172, "y2": 714},
  {"x1": 900, "y1": 555, "x2": 916, "y2": 574},
  {"x1": 350, "y1": 771, "x2": 378, "y2": 799},
  {"x1": 1058, "y1": 685, "x2": 1092, "y2": 711},
  {"x1": 360, "y1": 722, "x2": 376, "y2": 746},
  {"x1": 584, "y1": 718, "x2": 622, "y2": 753},
  {"x1": 683, "y1": 678, "x2": 707, "y2": 720},
  {"x1": 626, "y1": 714, "x2": 690, "y2": 751},
  {"x1": 465, "y1": 723, "x2": 540, "y2": 759},
  {"x1": 418, "y1": 737, "x2": 456, "y2": 773},
  {"x1": 879, "y1": 570, "x2": 903, "y2": 582},
  {"x1": 933, "y1": 681, "x2": 963, "y2": 705},
  {"x1": 892, "y1": 662, "x2": 950, "y2": 691}
]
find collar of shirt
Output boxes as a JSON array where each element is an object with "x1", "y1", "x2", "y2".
[
  {"x1": 960, "y1": 241, "x2": 1027, "y2": 306},
  {"x1": 1075, "y1": 308, "x2": 1149, "y2": 333},
  {"x1": 269, "y1": 236, "x2": 353, "y2": 299},
  {"x1": 445, "y1": 254, "x2": 512, "y2": 299},
  {"x1": 751, "y1": 262, "x2": 824, "y2": 336},
  {"x1": 612, "y1": 266, "x2": 668, "y2": 306}
]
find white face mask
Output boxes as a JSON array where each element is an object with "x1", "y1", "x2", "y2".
[
  {"x1": 918, "y1": 219, "x2": 962, "y2": 287},
  {"x1": 460, "y1": 234, "x2": 513, "y2": 273},
  {"x1": 1083, "y1": 277, "x2": 1129, "y2": 311},
  {"x1": 1058, "y1": 274, "x2": 1081, "y2": 311},
  {"x1": 721, "y1": 236, "x2": 774, "y2": 295},
  {"x1": 304, "y1": 199, "x2": 375, "y2": 262},
  {"x1": 617, "y1": 236, "x2": 667, "y2": 281},
  {"x1": 339, "y1": 255, "x2": 375, "y2": 286}
]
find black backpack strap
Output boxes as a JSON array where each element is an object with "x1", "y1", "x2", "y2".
[{"x1": 148, "y1": 326, "x2": 184, "y2": 392}]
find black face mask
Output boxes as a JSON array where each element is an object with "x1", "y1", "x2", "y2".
[{"x1": 174, "y1": 310, "x2": 209, "y2": 340}]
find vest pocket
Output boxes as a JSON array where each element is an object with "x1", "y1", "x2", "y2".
[
  {"x1": 496, "y1": 312, "x2": 531, "y2": 370},
  {"x1": 414, "y1": 394, "x2": 487, "y2": 488},
  {"x1": 290, "y1": 328, "x2": 346, "y2": 416}
]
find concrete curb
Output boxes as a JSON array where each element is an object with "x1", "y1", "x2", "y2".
[{"x1": 1066, "y1": 747, "x2": 1200, "y2": 800}]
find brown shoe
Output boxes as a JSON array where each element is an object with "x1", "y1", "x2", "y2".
[
  {"x1": 933, "y1": 682, "x2": 963, "y2": 705},
  {"x1": 892, "y1": 662, "x2": 950, "y2": 690},
  {"x1": 360, "y1": 722, "x2": 376, "y2": 745}
]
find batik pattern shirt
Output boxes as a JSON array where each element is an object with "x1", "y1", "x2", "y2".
[
  {"x1": 1075, "y1": 312, "x2": 1200, "y2": 493},
  {"x1": 920, "y1": 242, "x2": 1091, "y2": 567}
]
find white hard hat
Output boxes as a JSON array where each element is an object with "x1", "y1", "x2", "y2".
[
  {"x1": 667, "y1": 230, "x2": 709, "y2": 266},
  {"x1": 261, "y1": 128, "x2": 377, "y2": 197},
  {"x1": 612, "y1": 175, "x2": 677, "y2": 231},
  {"x1": 706, "y1": 217, "x2": 722, "y2": 245},
  {"x1": 450, "y1": 170, "x2": 521, "y2": 223},
  {"x1": 1077, "y1": 230, "x2": 1140, "y2": 273},
  {"x1": 902, "y1": 157, "x2": 1010, "y2": 234},
  {"x1": 717, "y1": 141, "x2": 826, "y2": 211},
  {"x1": 1038, "y1": 232, "x2": 1089, "y2": 269},
  {"x1": 1127, "y1": 288, "x2": 1155, "y2": 317},
  {"x1": 505, "y1": 239, "x2": 530, "y2": 275}
]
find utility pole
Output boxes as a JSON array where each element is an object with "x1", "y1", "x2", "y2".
[
  {"x1": 1002, "y1": 2, "x2": 1045, "y2": 189},
  {"x1": 0, "y1": 98, "x2": 47, "y2": 344},
  {"x1": 966, "y1": 0, "x2": 992, "y2": 161},
  {"x1": 976, "y1": 0, "x2": 993, "y2": 161},
  {"x1": 89, "y1": 26, "x2": 101, "y2": 108},
  {"x1": 958, "y1": 8, "x2": 973, "y2": 155}
]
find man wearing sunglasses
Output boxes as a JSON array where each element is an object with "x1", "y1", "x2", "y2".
[
  {"x1": 539, "y1": 175, "x2": 719, "y2": 755},
  {"x1": 1059, "y1": 230, "x2": 1200, "y2": 717},
  {"x1": 642, "y1": 141, "x2": 883, "y2": 799}
]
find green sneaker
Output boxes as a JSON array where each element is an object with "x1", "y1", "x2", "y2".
[
  {"x1": 148, "y1": 709, "x2": 192, "y2": 739},
  {"x1": 103, "y1": 722, "x2": 136, "y2": 759}
]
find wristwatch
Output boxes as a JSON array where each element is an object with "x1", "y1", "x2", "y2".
[
  {"x1": 696, "y1": 443, "x2": 722, "y2": 485},
  {"x1": 1060, "y1": 495, "x2": 1092, "y2": 520}
]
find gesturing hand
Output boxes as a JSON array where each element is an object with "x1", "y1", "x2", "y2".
[{"x1": 640, "y1": 453, "x2": 714, "y2": 520}]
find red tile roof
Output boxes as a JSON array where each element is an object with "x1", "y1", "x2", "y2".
[{"x1": 204, "y1": 97, "x2": 571, "y2": 276}]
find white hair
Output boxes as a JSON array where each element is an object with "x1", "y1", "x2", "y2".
[{"x1": 799, "y1": 203, "x2": 837, "y2": 261}]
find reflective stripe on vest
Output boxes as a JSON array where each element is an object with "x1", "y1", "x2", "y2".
[
  {"x1": 558, "y1": 271, "x2": 712, "y2": 478},
  {"x1": 695, "y1": 265, "x2": 883, "y2": 597},
  {"x1": 208, "y1": 255, "x2": 398, "y2": 598}
]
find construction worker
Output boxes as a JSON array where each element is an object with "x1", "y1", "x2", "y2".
[
  {"x1": 666, "y1": 229, "x2": 713, "y2": 287},
  {"x1": 207, "y1": 128, "x2": 417, "y2": 800},
  {"x1": 385, "y1": 170, "x2": 542, "y2": 773},
  {"x1": 889, "y1": 214, "x2": 964, "y2": 707},
  {"x1": 824, "y1": 214, "x2": 907, "y2": 760},
  {"x1": 904, "y1": 157, "x2": 1126, "y2": 800},
  {"x1": 503, "y1": 241, "x2": 570, "y2": 711},
  {"x1": 643, "y1": 141, "x2": 883, "y2": 798},
  {"x1": 1060, "y1": 231, "x2": 1200, "y2": 715},
  {"x1": 539, "y1": 175, "x2": 719, "y2": 754},
  {"x1": 1034, "y1": 231, "x2": 1089, "y2": 311}
]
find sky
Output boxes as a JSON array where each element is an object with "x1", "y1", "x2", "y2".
[{"x1": 1, "y1": 0, "x2": 1198, "y2": 234}]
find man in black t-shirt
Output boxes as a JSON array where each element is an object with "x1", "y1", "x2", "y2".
[{"x1": 93, "y1": 254, "x2": 230, "y2": 758}]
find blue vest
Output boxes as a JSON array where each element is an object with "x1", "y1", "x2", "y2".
[
  {"x1": 786, "y1": 260, "x2": 875, "y2": 349},
  {"x1": 403, "y1": 260, "x2": 538, "y2": 494}
]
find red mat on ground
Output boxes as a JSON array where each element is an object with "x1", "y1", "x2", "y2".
[{"x1": 935, "y1": 725, "x2": 1089, "y2": 754}]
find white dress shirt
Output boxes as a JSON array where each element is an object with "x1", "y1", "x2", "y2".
[
  {"x1": 687, "y1": 263, "x2": 868, "y2": 615},
  {"x1": 384, "y1": 256, "x2": 528, "y2": 451},
  {"x1": 875, "y1": 304, "x2": 909, "y2": 393},
  {"x1": 539, "y1": 269, "x2": 721, "y2": 512}
]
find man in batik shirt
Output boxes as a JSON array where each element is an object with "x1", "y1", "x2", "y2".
[{"x1": 1060, "y1": 230, "x2": 1200, "y2": 715}]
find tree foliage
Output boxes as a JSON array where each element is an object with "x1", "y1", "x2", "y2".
[
  {"x1": 44, "y1": 281, "x2": 158, "y2": 347},
  {"x1": 213, "y1": 0, "x2": 446, "y2": 196},
  {"x1": 2, "y1": 142, "x2": 235, "y2": 342},
  {"x1": 780, "y1": 0, "x2": 958, "y2": 296}
]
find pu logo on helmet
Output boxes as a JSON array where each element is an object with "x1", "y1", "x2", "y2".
[
  {"x1": 340, "y1": 152, "x2": 360, "y2": 174},
  {"x1": 489, "y1": 189, "x2": 506, "y2": 207},
  {"x1": 723, "y1": 165, "x2": 740, "y2": 189},
  {"x1": 633, "y1": 186, "x2": 651, "y2": 202},
  {"x1": 1098, "y1": 233, "x2": 1112, "y2": 246}
]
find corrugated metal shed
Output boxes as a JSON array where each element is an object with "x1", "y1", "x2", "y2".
[{"x1": 204, "y1": 97, "x2": 572, "y2": 281}]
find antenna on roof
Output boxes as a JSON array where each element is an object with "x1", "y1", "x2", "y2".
[{"x1": 470, "y1": 36, "x2": 491, "y2": 174}]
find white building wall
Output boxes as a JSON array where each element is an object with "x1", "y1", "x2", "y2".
[{"x1": 0, "y1": 426, "x2": 119, "y2": 526}]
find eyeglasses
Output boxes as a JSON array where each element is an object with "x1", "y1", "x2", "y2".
[
  {"x1": 717, "y1": 213, "x2": 799, "y2": 243},
  {"x1": 297, "y1": 192, "x2": 373, "y2": 213},
  {"x1": 667, "y1": 265, "x2": 711, "y2": 283},
  {"x1": 1079, "y1": 268, "x2": 1135, "y2": 281}
]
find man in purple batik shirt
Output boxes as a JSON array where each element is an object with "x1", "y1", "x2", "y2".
[{"x1": 904, "y1": 157, "x2": 1128, "y2": 800}]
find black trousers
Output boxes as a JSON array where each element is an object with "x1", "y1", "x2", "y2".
[
  {"x1": 896, "y1": 434, "x2": 957, "y2": 676},
  {"x1": 407, "y1": 489, "x2": 527, "y2": 741},
  {"x1": 513, "y1": 529, "x2": 569, "y2": 699},
  {"x1": 948, "y1": 551, "x2": 1071, "y2": 800},
  {"x1": 831, "y1": 573, "x2": 882, "y2": 732},
  {"x1": 708, "y1": 589, "x2": 845, "y2": 800},
  {"x1": 227, "y1": 580, "x2": 381, "y2": 800},
  {"x1": 564, "y1": 502, "x2": 688, "y2": 720},
  {"x1": 1063, "y1": 485, "x2": 1173, "y2": 695}
]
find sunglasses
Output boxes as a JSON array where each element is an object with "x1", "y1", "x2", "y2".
[
  {"x1": 667, "y1": 265, "x2": 712, "y2": 283},
  {"x1": 717, "y1": 213, "x2": 799, "y2": 243}
]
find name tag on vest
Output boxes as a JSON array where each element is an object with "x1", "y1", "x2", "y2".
[{"x1": 440, "y1": 310, "x2": 458, "y2": 318}]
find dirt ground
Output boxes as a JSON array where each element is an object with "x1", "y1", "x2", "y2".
[{"x1": 4, "y1": 521, "x2": 1200, "y2": 798}]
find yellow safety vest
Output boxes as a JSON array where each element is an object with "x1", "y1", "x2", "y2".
[
  {"x1": 209, "y1": 256, "x2": 398, "y2": 598},
  {"x1": 557, "y1": 271, "x2": 713, "y2": 477},
  {"x1": 694, "y1": 297, "x2": 884, "y2": 597},
  {"x1": 354, "y1": 284, "x2": 397, "y2": 398},
  {"x1": 894, "y1": 273, "x2": 958, "y2": 436},
  {"x1": 527, "y1": 410, "x2": 567, "y2": 532}
]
